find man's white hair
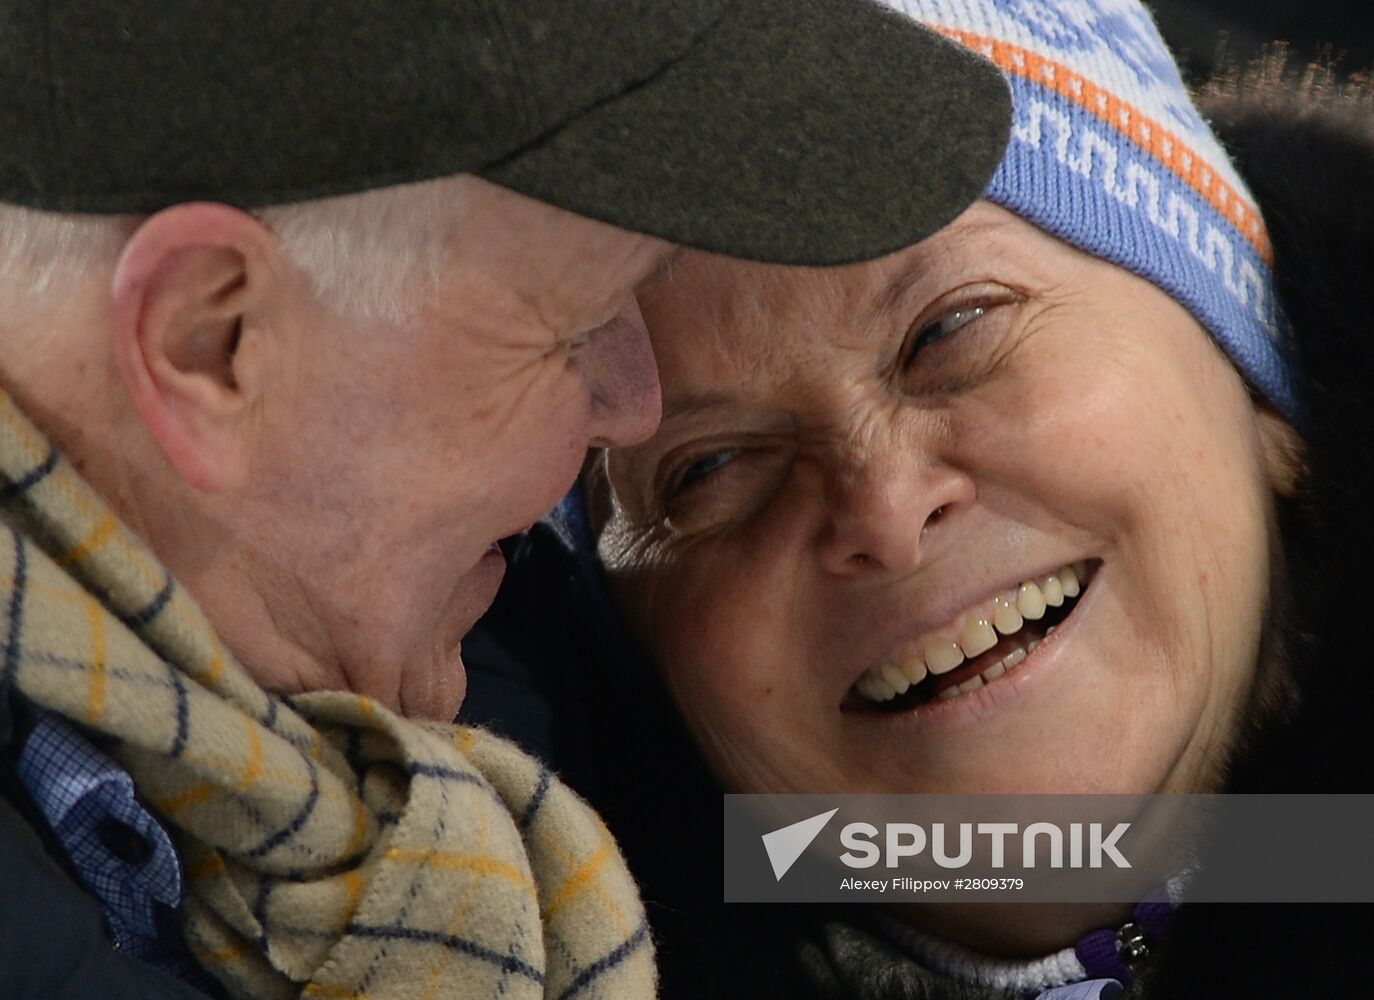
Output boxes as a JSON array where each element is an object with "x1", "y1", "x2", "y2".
[{"x1": 0, "y1": 176, "x2": 469, "y2": 325}]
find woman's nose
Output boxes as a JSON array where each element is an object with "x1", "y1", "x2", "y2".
[
  {"x1": 815, "y1": 450, "x2": 974, "y2": 579},
  {"x1": 584, "y1": 296, "x2": 663, "y2": 448}
]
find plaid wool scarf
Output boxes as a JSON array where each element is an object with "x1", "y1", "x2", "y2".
[{"x1": 0, "y1": 390, "x2": 655, "y2": 1000}]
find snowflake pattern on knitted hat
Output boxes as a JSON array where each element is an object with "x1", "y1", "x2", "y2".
[{"x1": 883, "y1": 0, "x2": 1298, "y2": 415}]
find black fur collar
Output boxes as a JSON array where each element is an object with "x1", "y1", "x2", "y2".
[{"x1": 1151, "y1": 79, "x2": 1374, "y2": 1000}]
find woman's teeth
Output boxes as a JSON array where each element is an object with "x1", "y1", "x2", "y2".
[
  {"x1": 934, "y1": 642, "x2": 1038, "y2": 701},
  {"x1": 851, "y1": 561, "x2": 1087, "y2": 708}
]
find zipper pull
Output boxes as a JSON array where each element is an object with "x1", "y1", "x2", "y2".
[{"x1": 1116, "y1": 921, "x2": 1149, "y2": 964}]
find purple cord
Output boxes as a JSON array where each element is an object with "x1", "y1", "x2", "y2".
[{"x1": 1075, "y1": 928, "x2": 1132, "y2": 982}]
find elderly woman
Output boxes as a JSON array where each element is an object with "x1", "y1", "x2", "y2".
[{"x1": 482, "y1": 3, "x2": 1374, "y2": 998}]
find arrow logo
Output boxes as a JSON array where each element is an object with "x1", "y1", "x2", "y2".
[{"x1": 761, "y1": 808, "x2": 839, "y2": 881}]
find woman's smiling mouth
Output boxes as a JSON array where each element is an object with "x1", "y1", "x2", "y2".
[{"x1": 845, "y1": 560, "x2": 1097, "y2": 712}]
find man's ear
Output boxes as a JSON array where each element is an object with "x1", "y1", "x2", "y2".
[{"x1": 110, "y1": 203, "x2": 281, "y2": 493}]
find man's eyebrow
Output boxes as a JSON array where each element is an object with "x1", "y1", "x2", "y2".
[{"x1": 636, "y1": 247, "x2": 685, "y2": 293}]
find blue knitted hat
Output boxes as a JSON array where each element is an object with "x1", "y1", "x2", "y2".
[{"x1": 879, "y1": 0, "x2": 1298, "y2": 416}]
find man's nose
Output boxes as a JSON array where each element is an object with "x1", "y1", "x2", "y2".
[
  {"x1": 584, "y1": 296, "x2": 662, "y2": 448},
  {"x1": 815, "y1": 447, "x2": 974, "y2": 579}
]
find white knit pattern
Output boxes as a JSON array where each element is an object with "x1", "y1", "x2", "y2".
[{"x1": 874, "y1": 915, "x2": 1086, "y2": 994}]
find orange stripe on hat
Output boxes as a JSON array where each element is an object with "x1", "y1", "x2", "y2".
[{"x1": 936, "y1": 26, "x2": 1273, "y2": 265}]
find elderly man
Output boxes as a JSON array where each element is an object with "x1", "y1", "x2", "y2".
[{"x1": 0, "y1": 0, "x2": 1008, "y2": 997}]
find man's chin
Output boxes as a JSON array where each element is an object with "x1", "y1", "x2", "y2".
[
  {"x1": 394, "y1": 544, "x2": 508, "y2": 721},
  {"x1": 400, "y1": 648, "x2": 469, "y2": 722},
  {"x1": 458, "y1": 542, "x2": 508, "y2": 625}
]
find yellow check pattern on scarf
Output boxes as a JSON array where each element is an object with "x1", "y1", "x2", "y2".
[{"x1": 0, "y1": 391, "x2": 655, "y2": 1000}]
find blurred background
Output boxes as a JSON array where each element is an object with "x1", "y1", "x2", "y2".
[{"x1": 1149, "y1": 0, "x2": 1374, "y2": 82}]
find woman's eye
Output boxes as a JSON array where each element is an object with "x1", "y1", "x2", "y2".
[
  {"x1": 909, "y1": 305, "x2": 986, "y2": 359},
  {"x1": 657, "y1": 444, "x2": 790, "y2": 534},
  {"x1": 674, "y1": 448, "x2": 740, "y2": 492}
]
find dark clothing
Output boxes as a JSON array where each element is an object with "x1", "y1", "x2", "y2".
[
  {"x1": 473, "y1": 79, "x2": 1374, "y2": 1000},
  {"x1": 1141, "y1": 74, "x2": 1374, "y2": 1000},
  {"x1": 17, "y1": 711, "x2": 207, "y2": 979},
  {"x1": 0, "y1": 691, "x2": 218, "y2": 999},
  {"x1": 460, "y1": 624, "x2": 558, "y2": 762}
]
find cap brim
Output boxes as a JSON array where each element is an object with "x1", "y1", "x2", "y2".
[{"x1": 482, "y1": 0, "x2": 1010, "y2": 266}]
